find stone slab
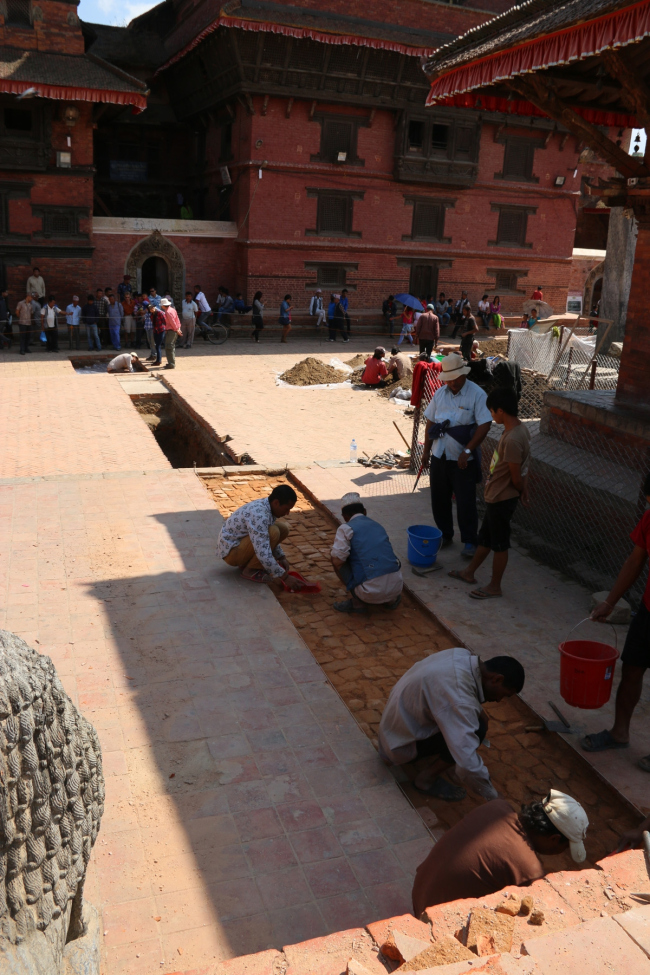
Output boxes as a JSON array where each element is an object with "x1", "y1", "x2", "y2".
[
  {"x1": 614, "y1": 904, "x2": 650, "y2": 958},
  {"x1": 523, "y1": 914, "x2": 650, "y2": 975}
]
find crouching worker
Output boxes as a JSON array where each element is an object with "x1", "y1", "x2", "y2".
[
  {"x1": 412, "y1": 790, "x2": 589, "y2": 915},
  {"x1": 330, "y1": 492, "x2": 403, "y2": 614},
  {"x1": 217, "y1": 484, "x2": 305, "y2": 590},
  {"x1": 107, "y1": 352, "x2": 146, "y2": 373},
  {"x1": 378, "y1": 648, "x2": 525, "y2": 801}
]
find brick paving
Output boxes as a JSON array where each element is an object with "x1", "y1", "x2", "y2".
[{"x1": 204, "y1": 473, "x2": 639, "y2": 869}]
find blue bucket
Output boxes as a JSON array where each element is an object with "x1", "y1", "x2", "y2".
[{"x1": 407, "y1": 525, "x2": 443, "y2": 567}]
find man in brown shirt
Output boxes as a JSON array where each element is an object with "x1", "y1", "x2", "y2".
[
  {"x1": 412, "y1": 791, "x2": 588, "y2": 916},
  {"x1": 414, "y1": 304, "x2": 440, "y2": 357},
  {"x1": 449, "y1": 386, "x2": 530, "y2": 599}
]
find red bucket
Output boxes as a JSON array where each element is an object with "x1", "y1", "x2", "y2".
[{"x1": 559, "y1": 619, "x2": 619, "y2": 709}]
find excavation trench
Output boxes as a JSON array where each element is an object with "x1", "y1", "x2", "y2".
[{"x1": 201, "y1": 470, "x2": 640, "y2": 871}]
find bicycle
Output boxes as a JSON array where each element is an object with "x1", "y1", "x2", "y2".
[{"x1": 198, "y1": 312, "x2": 229, "y2": 345}]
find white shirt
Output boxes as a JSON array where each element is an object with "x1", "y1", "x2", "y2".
[
  {"x1": 195, "y1": 291, "x2": 210, "y2": 313},
  {"x1": 216, "y1": 497, "x2": 286, "y2": 578},
  {"x1": 478, "y1": 300, "x2": 490, "y2": 313},
  {"x1": 378, "y1": 648, "x2": 497, "y2": 800},
  {"x1": 182, "y1": 299, "x2": 198, "y2": 320},
  {"x1": 331, "y1": 515, "x2": 403, "y2": 604},
  {"x1": 423, "y1": 379, "x2": 492, "y2": 461},
  {"x1": 66, "y1": 303, "x2": 82, "y2": 326},
  {"x1": 27, "y1": 274, "x2": 46, "y2": 298},
  {"x1": 41, "y1": 305, "x2": 61, "y2": 328},
  {"x1": 108, "y1": 353, "x2": 135, "y2": 372}
]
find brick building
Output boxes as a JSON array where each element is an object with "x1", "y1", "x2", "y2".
[{"x1": 1, "y1": 0, "x2": 606, "y2": 316}]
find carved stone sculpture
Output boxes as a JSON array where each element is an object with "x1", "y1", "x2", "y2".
[{"x1": 0, "y1": 630, "x2": 104, "y2": 974}]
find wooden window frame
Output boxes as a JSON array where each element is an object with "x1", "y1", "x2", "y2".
[
  {"x1": 494, "y1": 136, "x2": 544, "y2": 184},
  {"x1": 310, "y1": 114, "x2": 369, "y2": 166},
  {"x1": 400, "y1": 114, "x2": 481, "y2": 164},
  {"x1": 304, "y1": 261, "x2": 358, "y2": 291},
  {"x1": 487, "y1": 268, "x2": 529, "y2": 294},
  {"x1": 5, "y1": 0, "x2": 32, "y2": 27},
  {"x1": 306, "y1": 188, "x2": 363, "y2": 238},
  {"x1": 32, "y1": 205, "x2": 90, "y2": 240},
  {"x1": 403, "y1": 196, "x2": 455, "y2": 242},
  {"x1": 489, "y1": 203, "x2": 537, "y2": 249}
]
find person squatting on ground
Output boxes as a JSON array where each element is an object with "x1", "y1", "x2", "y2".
[
  {"x1": 216, "y1": 484, "x2": 306, "y2": 591},
  {"x1": 415, "y1": 304, "x2": 440, "y2": 357},
  {"x1": 411, "y1": 790, "x2": 589, "y2": 915},
  {"x1": 386, "y1": 347, "x2": 413, "y2": 381},
  {"x1": 420, "y1": 352, "x2": 492, "y2": 560},
  {"x1": 330, "y1": 492, "x2": 403, "y2": 614},
  {"x1": 449, "y1": 387, "x2": 530, "y2": 600},
  {"x1": 361, "y1": 347, "x2": 389, "y2": 386},
  {"x1": 378, "y1": 648, "x2": 525, "y2": 801},
  {"x1": 161, "y1": 296, "x2": 182, "y2": 368},
  {"x1": 582, "y1": 471, "x2": 650, "y2": 772},
  {"x1": 107, "y1": 352, "x2": 146, "y2": 373}
]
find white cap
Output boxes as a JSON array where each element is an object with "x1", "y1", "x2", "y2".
[
  {"x1": 543, "y1": 789, "x2": 589, "y2": 862},
  {"x1": 341, "y1": 492, "x2": 362, "y2": 509}
]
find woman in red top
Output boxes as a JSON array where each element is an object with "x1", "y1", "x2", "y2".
[
  {"x1": 361, "y1": 347, "x2": 389, "y2": 387},
  {"x1": 583, "y1": 472, "x2": 650, "y2": 772}
]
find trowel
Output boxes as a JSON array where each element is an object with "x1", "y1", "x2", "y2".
[{"x1": 526, "y1": 701, "x2": 582, "y2": 735}]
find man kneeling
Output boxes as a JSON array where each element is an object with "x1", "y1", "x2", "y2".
[
  {"x1": 217, "y1": 483, "x2": 304, "y2": 590},
  {"x1": 330, "y1": 492, "x2": 403, "y2": 613}
]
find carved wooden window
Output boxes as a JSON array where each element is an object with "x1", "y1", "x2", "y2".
[
  {"x1": 495, "y1": 271, "x2": 518, "y2": 292},
  {"x1": 32, "y1": 205, "x2": 88, "y2": 239},
  {"x1": 4, "y1": 108, "x2": 32, "y2": 132},
  {"x1": 454, "y1": 126, "x2": 475, "y2": 159},
  {"x1": 407, "y1": 121, "x2": 425, "y2": 154},
  {"x1": 497, "y1": 138, "x2": 542, "y2": 183},
  {"x1": 6, "y1": 0, "x2": 32, "y2": 26},
  {"x1": 317, "y1": 265, "x2": 347, "y2": 289},
  {"x1": 412, "y1": 202, "x2": 445, "y2": 240},
  {"x1": 431, "y1": 123, "x2": 450, "y2": 154},
  {"x1": 311, "y1": 116, "x2": 367, "y2": 166},
  {"x1": 318, "y1": 194, "x2": 352, "y2": 235},
  {"x1": 490, "y1": 204, "x2": 535, "y2": 248},
  {"x1": 409, "y1": 264, "x2": 438, "y2": 299}
]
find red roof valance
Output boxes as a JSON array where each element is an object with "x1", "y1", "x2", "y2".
[
  {"x1": 158, "y1": 15, "x2": 432, "y2": 75},
  {"x1": 0, "y1": 78, "x2": 147, "y2": 111},
  {"x1": 427, "y1": 0, "x2": 650, "y2": 113},
  {"x1": 433, "y1": 92, "x2": 637, "y2": 128}
]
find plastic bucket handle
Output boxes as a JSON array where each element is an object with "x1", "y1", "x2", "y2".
[
  {"x1": 562, "y1": 617, "x2": 618, "y2": 653},
  {"x1": 409, "y1": 539, "x2": 435, "y2": 560}
]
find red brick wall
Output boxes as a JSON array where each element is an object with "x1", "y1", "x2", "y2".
[
  {"x1": 616, "y1": 217, "x2": 650, "y2": 408},
  {"x1": 0, "y1": 0, "x2": 84, "y2": 54}
]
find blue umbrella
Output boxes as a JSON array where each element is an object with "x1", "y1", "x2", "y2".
[{"x1": 394, "y1": 293, "x2": 425, "y2": 311}]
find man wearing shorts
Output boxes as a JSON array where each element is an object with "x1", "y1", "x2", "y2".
[
  {"x1": 582, "y1": 471, "x2": 650, "y2": 770},
  {"x1": 448, "y1": 386, "x2": 529, "y2": 599}
]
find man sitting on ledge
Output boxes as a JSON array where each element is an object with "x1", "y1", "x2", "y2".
[
  {"x1": 378, "y1": 648, "x2": 525, "y2": 801},
  {"x1": 412, "y1": 791, "x2": 589, "y2": 916},
  {"x1": 217, "y1": 484, "x2": 304, "y2": 590},
  {"x1": 330, "y1": 492, "x2": 403, "y2": 613}
]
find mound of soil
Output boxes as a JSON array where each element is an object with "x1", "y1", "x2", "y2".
[
  {"x1": 379, "y1": 373, "x2": 413, "y2": 398},
  {"x1": 345, "y1": 352, "x2": 372, "y2": 369},
  {"x1": 280, "y1": 357, "x2": 349, "y2": 387}
]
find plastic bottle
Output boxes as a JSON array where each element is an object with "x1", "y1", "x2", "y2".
[{"x1": 349, "y1": 439, "x2": 358, "y2": 463}]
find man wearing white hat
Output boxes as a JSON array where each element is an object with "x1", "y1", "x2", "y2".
[
  {"x1": 420, "y1": 351, "x2": 492, "y2": 559},
  {"x1": 160, "y1": 296, "x2": 182, "y2": 369},
  {"x1": 309, "y1": 288, "x2": 326, "y2": 329},
  {"x1": 412, "y1": 789, "x2": 589, "y2": 914},
  {"x1": 330, "y1": 493, "x2": 403, "y2": 613}
]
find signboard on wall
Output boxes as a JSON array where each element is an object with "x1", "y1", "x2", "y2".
[
  {"x1": 567, "y1": 293, "x2": 583, "y2": 314},
  {"x1": 110, "y1": 161, "x2": 147, "y2": 182}
]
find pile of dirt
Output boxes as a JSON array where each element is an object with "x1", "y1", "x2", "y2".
[
  {"x1": 378, "y1": 373, "x2": 413, "y2": 398},
  {"x1": 475, "y1": 337, "x2": 509, "y2": 357},
  {"x1": 345, "y1": 352, "x2": 372, "y2": 369},
  {"x1": 280, "y1": 357, "x2": 349, "y2": 386}
]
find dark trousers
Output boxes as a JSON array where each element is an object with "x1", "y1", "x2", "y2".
[
  {"x1": 98, "y1": 319, "x2": 109, "y2": 345},
  {"x1": 329, "y1": 322, "x2": 346, "y2": 341},
  {"x1": 419, "y1": 339, "x2": 434, "y2": 356},
  {"x1": 416, "y1": 715, "x2": 488, "y2": 764},
  {"x1": 460, "y1": 334, "x2": 474, "y2": 362},
  {"x1": 19, "y1": 323, "x2": 30, "y2": 353},
  {"x1": 344, "y1": 312, "x2": 351, "y2": 336},
  {"x1": 68, "y1": 325, "x2": 81, "y2": 350},
  {"x1": 154, "y1": 330, "x2": 164, "y2": 362},
  {"x1": 45, "y1": 328, "x2": 59, "y2": 352},
  {"x1": 430, "y1": 454, "x2": 479, "y2": 545}
]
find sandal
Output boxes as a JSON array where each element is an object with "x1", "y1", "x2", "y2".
[
  {"x1": 241, "y1": 569, "x2": 269, "y2": 584},
  {"x1": 580, "y1": 729, "x2": 629, "y2": 752},
  {"x1": 334, "y1": 599, "x2": 367, "y2": 614},
  {"x1": 448, "y1": 569, "x2": 475, "y2": 584},
  {"x1": 469, "y1": 588, "x2": 502, "y2": 600},
  {"x1": 414, "y1": 776, "x2": 467, "y2": 802},
  {"x1": 638, "y1": 755, "x2": 650, "y2": 773}
]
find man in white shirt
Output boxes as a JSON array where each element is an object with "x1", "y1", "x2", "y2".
[
  {"x1": 107, "y1": 352, "x2": 146, "y2": 373},
  {"x1": 309, "y1": 289, "x2": 326, "y2": 329},
  {"x1": 378, "y1": 648, "x2": 525, "y2": 801},
  {"x1": 193, "y1": 285, "x2": 211, "y2": 337},
  {"x1": 40, "y1": 296, "x2": 62, "y2": 352},
  {"x1": 478, "y1": 294, "x2": 491, "y2": 330},
  {"x1": 217, "y1": 484, "x2": 304, "y2": 590},
  {"x1": 66, "y1": 295, "x2": 82, "y2": 350},
  {"x1": 330, "y1": 492, "x2": 403, "y2": 613},
  {"x1": 27, "y1": 267, "x2": 46, "y2": 305},
  {"x1": 420, "y1": 352, "x2": 492, "y2": 559},
  {"x1": 181, "y1": 291, "x2": 198, "y2": 348}
]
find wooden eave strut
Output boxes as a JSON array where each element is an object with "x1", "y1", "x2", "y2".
[
  {"x1": 508, "y1": 73, "x2": 649, "y2": 179},
  {"x1": 600, "y1": 49, "x2": 650, "y2": 132}
]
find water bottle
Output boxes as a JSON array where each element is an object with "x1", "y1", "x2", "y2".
[{"x1": 349, "y1": 439, "x2": 358, "y2": 463}]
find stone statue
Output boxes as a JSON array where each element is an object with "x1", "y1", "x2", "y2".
[{"x1": 0, "y1": 630, "x2": 104, "y2": 974}]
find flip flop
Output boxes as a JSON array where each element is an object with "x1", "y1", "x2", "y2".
[
  {"x1": 638, "y1": 755, "x2": 650, "y2": 773},
  {"x1": 334, "y1": 599, "x2": 367, "y2": 614},
  {"x1": 448, "y1": 569, "x2": 475, "y2": 584},
  {"x1": 580, "y1": 729, "x2": 629, "y2": 752},
  {"x1": 241, "y1": 569, "x2": 268, "y2": 584},
  {"x1": 469, "y1": 588, "x2": 502, "y2": 599},
  {"x1": 414, "y1": 776, "x2": 467, "y2": 802}
]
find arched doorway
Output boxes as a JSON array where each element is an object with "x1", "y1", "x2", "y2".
[
  {"x1": 142, "y1": 256, "x2": 169, "y2": 295},
  {"x1": 125, "y1": 231, "x2": 185, "y2": 306},
  {"x1": 583, "y1": 261, "x2": 604, "y2": 316}
]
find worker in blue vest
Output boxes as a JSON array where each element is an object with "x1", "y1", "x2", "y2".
[{"x1": 330, "y1": 492, "x2": 403, "y2": 613}]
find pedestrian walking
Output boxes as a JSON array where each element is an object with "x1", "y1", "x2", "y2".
[
  {"x1": 161, "y1": 296, "x2": 182, "y2": 368},
  {"x1": 309, "y1": 289, "x2": 326, "y2": 329},
  {"x1": 458, "y1": 304, "x2": 478, "y2": 362},
  {"x1": 107, "y1": 294, "x2": 124, "y2": 350},
  {"x1": 181, "y1": 291, "x2": 198, "y2": 348},
  {"x1": 415, "y1": 304, "x2": 440, "y2": 356},
  {"x1": 341, "y1": 289, "x2": 351, "y2": 337},
  {"x1": 398, "y1": 306, "x2": 415, "y2": 346},
  {"x1": 41, "y1": 296, "x2": 62, "y2": 352},
  {"x1": 252, "y1": 291, "x2": 264, "y2": 343},
  {"x1": 66, "y1": 295, "x2": 82, "y2": 350},
  {"x1": 82, "y1": 294, "x2": 101, "y2": 351},
  {"x1": 383, "y1": 294, "x2": 398, "y2": 337},
  {"x1": 279, "y1": 294, "x2": 292, "y2": 343},
  {"x1": 420, "y1": 352, "x2": 493, "y2": 559},
  {"x1": 194, "y1": 285, "x2": 211, "y2": 338},
  {"x1": 15, "y1": 292, "x2": 34, "y2": 355}
]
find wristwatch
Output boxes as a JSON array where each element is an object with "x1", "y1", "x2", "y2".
[{"x1": 463, "y1": 448, "x2": 471, "y2": 455}]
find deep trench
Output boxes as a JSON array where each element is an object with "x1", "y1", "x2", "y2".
[{"x1": 130, "y1": 391, "x2": 245, "y2": 469}]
